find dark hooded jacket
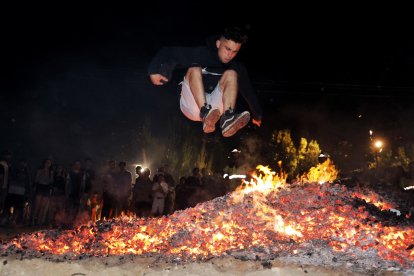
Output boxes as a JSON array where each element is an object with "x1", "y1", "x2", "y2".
[{"x1": 147, "y1": 36, "x2": 263, "y2": 121}]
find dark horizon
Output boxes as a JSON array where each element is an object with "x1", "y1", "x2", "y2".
[{"x1": 2, "y1": 4, "x2": 414, "y2": 173}]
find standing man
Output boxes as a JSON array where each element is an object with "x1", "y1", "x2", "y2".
[
  {"x1": 148, "y1": 26, "x2": 262, "y2": 137},
  {"x1": 115, "y1": 161, "x2": 132, "y2": 216},
  {"x1": 0, "y1": 151, "x2": 12, "y2": 216}
]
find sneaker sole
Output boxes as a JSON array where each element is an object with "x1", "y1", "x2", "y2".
[
  {"x1": 222, "y1": 111, "x2": 251, "y2": 137},
  {"x1": 203, "y1": 108, "x2": 221, "y2": 133}
]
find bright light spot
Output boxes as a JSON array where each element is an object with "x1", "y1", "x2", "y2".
[
  {"x1": 229, "y1": 174, "x2": 246, "y2": 180},
  {"x1": 390, "y1": 208, "x2": 401, "y2": 216},
  {"x1": 374, "y1": 140, "x2": 383, "y2": 149}
]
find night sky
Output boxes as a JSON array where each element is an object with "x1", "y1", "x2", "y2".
[{"x1": 2, "y1": 3, "x2": 414, "y2": 172}]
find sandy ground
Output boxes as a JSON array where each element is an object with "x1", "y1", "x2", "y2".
[{"x1": 0, "y1": 255, "x2": 366, "y2": 276}]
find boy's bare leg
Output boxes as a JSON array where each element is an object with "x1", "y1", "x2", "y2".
[
  {"x1": 219, "y1": 70, "x2": 250, "y2": 137},
  {"x1": 186, "y1": 67, "x2": 206, "y2": 109},
  {"x1": 219, "y1": 69, "x2": 238, "y2": 111},
  {"x1": 186, "y1": 67, "x2": 221, "y2": 133}
]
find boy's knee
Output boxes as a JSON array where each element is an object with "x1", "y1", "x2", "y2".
[
  {"x1": 222, "y1": 69, "x2": 238, "y2": 80},
  {"x1": 219, "y1": 70, "x2": 238, "y2": 88},
  {"x1": 186, "y1": 67, "x2": 203, "y2": 78}
]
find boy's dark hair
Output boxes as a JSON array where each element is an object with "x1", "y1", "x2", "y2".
[{"x1": 221, "y1": 26, "x2": 248, "y2": 44}]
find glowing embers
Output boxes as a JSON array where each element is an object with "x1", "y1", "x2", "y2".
[
  {"x1": 2, "y1": 161, "x2": 413, "y2": 267},
  {"x1": 351, "y1": 191, "x2": 396, "y2": 211}
]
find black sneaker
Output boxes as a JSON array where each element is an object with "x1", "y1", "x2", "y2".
[
  {"x1": 200, "y1": 104, "x2": 221, "y2": 133},
  {"x1": 220, "y1": 109, "x2": 251, "y2": 137}
]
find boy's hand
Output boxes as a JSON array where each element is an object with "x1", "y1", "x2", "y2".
[
  {"x1": 150, "y1": 74, "x2": 169, "y2": 85},
  {"x1": 252, "y1": 118, "x2": 262, "y2": 127}
]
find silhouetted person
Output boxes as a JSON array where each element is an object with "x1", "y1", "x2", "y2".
[
  {"x1": 3, "y1": 159, "x2": 31, "y2": 225},
  {"x1": 32, "y1": 159, "x2": 53, "y2": 226},
  {"x1": 0, "y1": 150, "x2": 13, "y2": 216},
  {"x1": 131, "y1": 167, "x2": 153, "y2": 217},
  {"x1": 66, "y1": 160, "x2": 84, "y2": 223},
  {"x1": 151, "y1": 174, "x2": 168, "y2": 217},
  {"x1": 101, "y1": 160, "x2": 117, "y2": 219},
  {"x1": 81, "y1": 158, "x2": 95, "y2": 205},
  {"x1": 49, "y1": 164, "x2": 67, "y2": 227},
  {"x1": 174, "y1": 176, "x2": 188, "y2": 210},
  {"x1": 114, "y1": 161, "x2": 132, "y2": 216}
]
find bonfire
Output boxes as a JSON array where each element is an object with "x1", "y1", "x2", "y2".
[{"x1": 1, "y1": 159, "x2": 413, "y2": 273}]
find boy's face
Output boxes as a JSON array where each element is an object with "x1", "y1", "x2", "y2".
[{"x1": 216, "y1": 38, "x2": 242, "y2": 64}]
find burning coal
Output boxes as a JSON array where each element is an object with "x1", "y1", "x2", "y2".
[{"x1": 1, "y1": 160, "x2": 413, "y2": 270}]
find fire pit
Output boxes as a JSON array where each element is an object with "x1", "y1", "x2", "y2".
[{"x1": 1, "y1": 161, "x2": 413, "y2": 275}]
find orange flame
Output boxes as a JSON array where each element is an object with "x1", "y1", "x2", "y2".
[{"x1": 300, "y1": 158, "x2": 339, "y2": 184}]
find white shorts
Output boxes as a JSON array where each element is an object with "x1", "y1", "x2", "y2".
[{"x1": 179, "y1": 77, "x2": 224, "y2": 122}]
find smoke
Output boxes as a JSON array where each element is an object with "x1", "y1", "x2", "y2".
[
  {"x1": 53, "y1": 208, "x2": 71, "y2": 227},
  {"x1": 72, "y1": 211, "x2": 91, "y2": 229},
  {"x1": 239, "y1": 135, "x2": 268, "y2": 170}
]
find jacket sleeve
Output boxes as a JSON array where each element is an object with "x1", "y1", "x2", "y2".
[
  {"x1": 236, "y1": 63, "x2": 263, "y2": 121},
  {"x1": 147, "y1": 46, "x2": 205, "y2": 80}
]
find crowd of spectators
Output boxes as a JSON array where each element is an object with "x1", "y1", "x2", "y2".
[{"x1": 0, "y1": 150, "x2": 233, "y2": 229}]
